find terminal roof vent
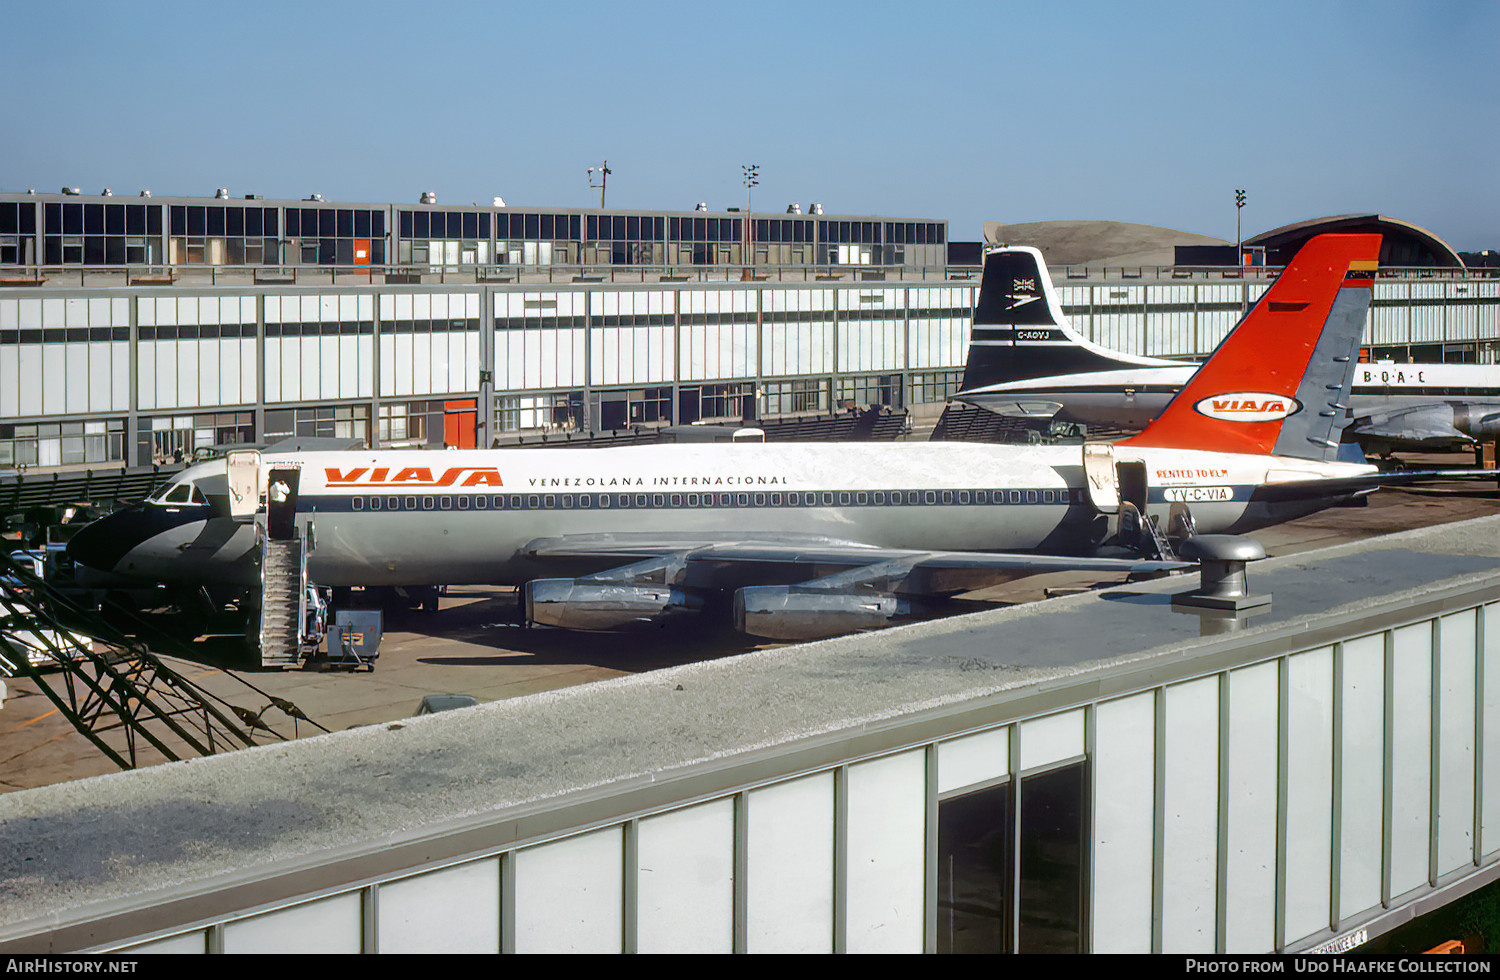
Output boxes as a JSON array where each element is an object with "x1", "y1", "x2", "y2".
[
  {"x1": 786, "y1": 203, "x2": 802, "y2": 214},
  {"x1": 694, "y1": 202, "x2": 708, "y2": 212},
  {"x1": 61, "y1": 187, "x2": 80, "y2": 195},
  {"x1": 139, "y1": 190, "x2": 151, "y2": 197},
  {"x1": 100, "y1": 188, "x2": 112, "y2": 197},
  {"x1": 420, "y1": 191, "x2": 437, "y2": 204},
  {"x1": 305, "y1": 193, "x2": 323, "y2": 202},
  {"x1": 810, "y1": 202, "x2": 824, "y2": 215},
  {"x1": 214, "y1": 188, "x2": 229, "y2": 199},
  {"x1": 492, "y1": 196, "x2": 505, "y2": 207}
]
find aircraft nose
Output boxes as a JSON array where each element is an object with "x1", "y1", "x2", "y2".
[{"x1": 67, "y1": 511, "x2": 143, "y2": 573}]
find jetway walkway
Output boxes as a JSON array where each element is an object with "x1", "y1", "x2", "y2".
[{"x1": 0, "y1": 517, "x2": 1498, "y2": 953}]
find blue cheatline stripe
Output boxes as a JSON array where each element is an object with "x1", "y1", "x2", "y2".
[{"x1": 297, "y1": 486, "x2": 1109, "y2": 515}]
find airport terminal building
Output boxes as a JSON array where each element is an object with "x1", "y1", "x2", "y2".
[{"x1": 0, "y1": 190, "x2": 1496, "y2": 475}]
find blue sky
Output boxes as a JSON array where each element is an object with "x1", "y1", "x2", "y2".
[{"x1": 3, "y1": 0, "x2": 1496, "y2": 249}]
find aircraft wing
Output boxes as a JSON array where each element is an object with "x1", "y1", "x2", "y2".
[
  {"x1": 521, "y1": 531, "x2": 1185, "y2": 589},
  {"x1": 520, "y1": 531, "x2": 1188, "y2": 639},
  {"x1": 1350, "y1": 406, "x2": 1473, "y2": 448},
  {"x1": 1250, "y1": 468, "x2": 1500, "y2": 502}
]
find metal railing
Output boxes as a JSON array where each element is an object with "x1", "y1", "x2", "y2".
[{"x1": 4, "y1": 259, "x2": 1494, "y2": 290}]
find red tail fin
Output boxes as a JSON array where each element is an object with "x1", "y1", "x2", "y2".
[{"x1": 1122, "y1": 234, "x2": 1381, "y2": 459}]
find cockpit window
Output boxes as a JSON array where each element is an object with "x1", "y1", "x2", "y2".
[{"x1": 160, "y1": 483, "x2": 206, "y2": 505}]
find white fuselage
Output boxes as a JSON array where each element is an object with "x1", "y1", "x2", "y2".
[{"x1": 96, "y1": 441, "x2": 1375, "y2": 589}]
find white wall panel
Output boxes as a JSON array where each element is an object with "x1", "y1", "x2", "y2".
[
  {"x1": 338, "y1": 335, "x2": 357, "y2": 400},
  {"x1": 938, "y1": 726, "x2": 1008, "y2": 794},
  {"x1": 136, "y1": 342, "x2": 155, "y2": 411},
  {"x1": 86, "y1": 343, "x2": 110, "y2": 413},
  {"x1": 65, "y1": 343, "x2": 88, "y2": 414},
  {"x1": 1284, "y1": 647, "x2": 1334, "y2": 945},
  {"x1": 1021, "y1": 709, "x2": 1084, "y2": 771},
  {"x1": 377, "y1": 859, "x2": 500, "y2": 954},
  {"x1": 1226, "y1": 660, "x2": 1278, "y2": 952},
  {"x1": 1447, "y1": 284, "x2": 1479, "y2": 340},
  {"x1": 396, "y1": 333, "x2": 414, "y2": 397},
  {"x1": 378, "y1": 335, "x2": 394, "y2": 399},
  {"x1": 154, "y1": 341, "x2": 177, "y2": 410},
  {"x1": 1339, "y1": 633, "x2": 1386, "y2": 920},
  {"x1": 1438, "y1": 610, "x2": 1477, "y2": 876},
  {"x1": 1391, "y1": 623, "x2": 1433, "y2": 897},
  {"x1": 429, "y1": 333, "x2": 448, "y2": 394},
  {"x1": 1163, "y1": 675, "x2": 1219, "y2": 953},
  {"x1": 311, "y1": 335, "x2": 331, "y2": 399},
  {"x1": 1410, "y1": 283, "x2": 1444, "y2": 343},
  {"x1": 0, "y1": 343, "x2": 18, "y2": 417},
  {"x1": 746, "y1": 771, "x2": 834, "y2": 953},
  {"x1": 513, "y1": 827, "x2": 623, "y2": 953},
  {"x1": 197, "y1": 338, "x2": 217, "y2": 408},
  {"x1": 1092, "y1": 692, "x2": 1155, "y2": 953},
  {"x1": 42, "y1": 342, "x2": 65, "y2": 415},
  {"x1": 222, "y1": 893, "x2": 362, "y2": 954},
  {"x1": 299, "y1": 335, "x2": 318, "y2": 401},
  {"x1": 242, "y1": 337, "x2": 257, "y2": 405},
  {"x1": 220, "y1": 338, "x2": 241, "y2": 406},
  {"x1": 636, "y1": 799, "x2": 735, "y2": 953},
  {"x1": 845, "y1": 750, "x2": 926, "y2": 953}
]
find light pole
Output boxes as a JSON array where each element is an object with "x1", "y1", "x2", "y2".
[
  {"x1": 588, "y1": 160, "x2": 611, "y2": 209},
  {"x1": 1235, "y1": 188, "x2": 1247, "y2": 313},
  {"x1": 743, "y1": 163, "x2": 759, "y2": 276},
  {"x1": 1235, "y1": 188, "x2": 1246, "y2": 264},
  {"x1": 588, "y1": 160, "x2": 611, "y2": 266}
]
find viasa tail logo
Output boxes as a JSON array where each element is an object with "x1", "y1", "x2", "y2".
[
  {"x1": 1194, "y1": 392, "x2": 1301, "y2": 423},
  {"x1": 324, "y1": 466, "x2": 504, "y2": 488}
]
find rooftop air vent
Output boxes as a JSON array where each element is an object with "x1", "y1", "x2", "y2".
[
  {"x1": 492, "y1": 196, "x2": 506, "y2": 208},
  {"x1": 101, "y1": 188, "x2": 112, "y2": 197},
  {"x1": 139, "y1": 190, "x2": 151, "y2": 197},
  {"x1": 786, "y1": 203, "x2": 802, "y2": 214},
  {"x1": 306, "y1": 193, "x2": 324, "y2": 202},
  {"x1": 810, "y1": 202, "x2": 824, "y2": 215},
  {"x1": 214, "y1": 188, "x2": 229, "y2": 199},
  {"x1": 61, "y1": 187, "x2": 80, "y2": 195},
  {"x1": 694, "y1": 202, "x2": 708, "y2": 212},
  {"x1": 420, "y1": 191, "x2": 437, "y2": 204}
]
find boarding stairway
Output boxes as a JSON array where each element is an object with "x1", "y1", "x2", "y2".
[{"x1": 257, "y1": 525, "x2": 312, "y2": 669}]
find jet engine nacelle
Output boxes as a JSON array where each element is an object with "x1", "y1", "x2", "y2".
[
  {"x1": 734, "y1": 586, "x2": 913, "y2": 642},
  {"x1": 523, "y1": 579, "x2": 703, "y2": 631}
]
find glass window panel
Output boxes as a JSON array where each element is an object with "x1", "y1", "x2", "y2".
[
  {"x1": 1018, "y1": 762, "x2": 1086, "y2": 953},
  {"x1": 938, "y1": 781, "x2": 1012, "y2": 953}
]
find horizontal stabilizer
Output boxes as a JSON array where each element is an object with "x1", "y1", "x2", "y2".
[{"x1": 1251, "y1": 468, "x2": 1499, "y2": 502}]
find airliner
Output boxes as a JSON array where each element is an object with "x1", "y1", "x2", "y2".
[
  {"x1": 67, "y1": 234, "x2": 1477, "y2": 643},
  {"x1": 955, "y1": 244, "x2": 1500, "y2": 453}
]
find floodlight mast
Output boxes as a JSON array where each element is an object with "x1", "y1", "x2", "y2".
[
  {"x1": 743, "y1": 163, "x2": 760, "y2": 275},
  {"x1": 588, "y1": 160, "x2": 611, "y2": 209}
]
